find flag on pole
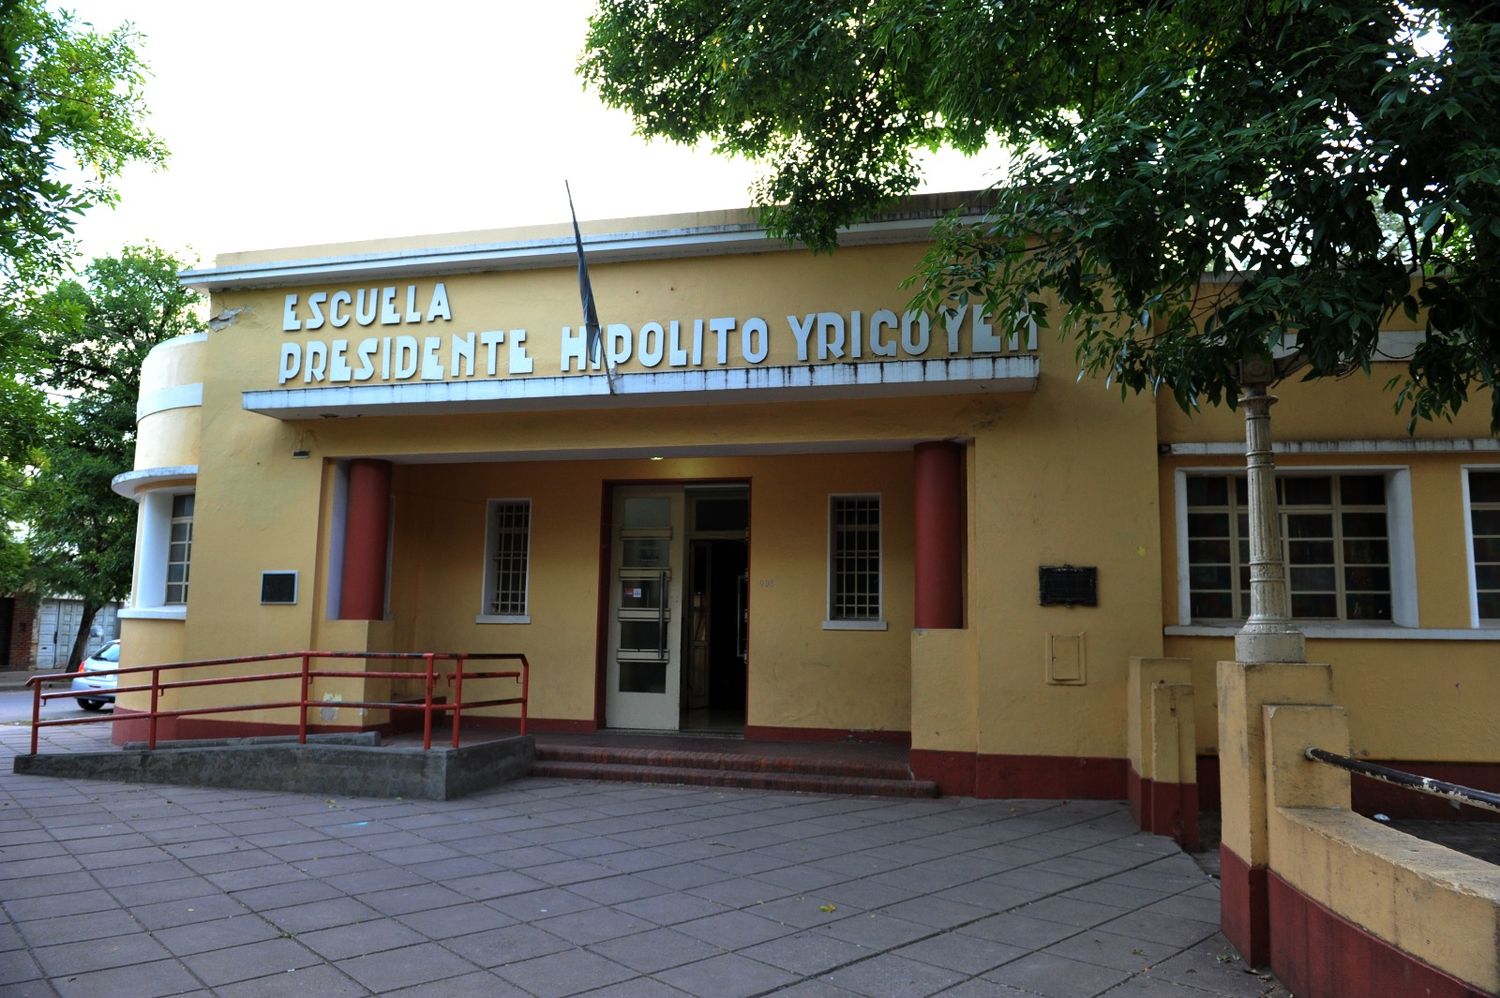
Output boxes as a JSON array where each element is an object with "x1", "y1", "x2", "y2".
[{"x1": 566, "y1": 181, "x2": 617, "y2": 394}]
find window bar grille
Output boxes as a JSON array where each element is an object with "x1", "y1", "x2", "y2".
[
  {"x1": 831, "y1": 497, "x2": 880, "y2": 620},
  {"x1": 489, "y1": 501, "x2": 530, "y2": 616}
]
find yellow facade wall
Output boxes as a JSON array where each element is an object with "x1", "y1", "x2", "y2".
[
  {"x1": 114, "y1": 204, "x2": 1497, "y2": 772},
  {"x1": 967, "y1": 366, "x2": 1165, "y2": 761}
]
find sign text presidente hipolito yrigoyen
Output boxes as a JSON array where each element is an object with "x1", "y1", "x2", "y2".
[{"x1": 275, "y1": 283, "x2": 1038, "y2": 385}]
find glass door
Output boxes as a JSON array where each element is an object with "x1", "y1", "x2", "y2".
[{"x1": 605, "y1": 488, "x2": 683, "y2": 730}]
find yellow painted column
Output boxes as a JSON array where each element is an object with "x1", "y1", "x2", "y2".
[{"x1": 1216, "y1": 659, "x2": 1332, "y2": 966}]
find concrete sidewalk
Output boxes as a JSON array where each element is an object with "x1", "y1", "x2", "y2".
[{"x1": 1, "y1": 723, "x2": 1287, "y2": 997}]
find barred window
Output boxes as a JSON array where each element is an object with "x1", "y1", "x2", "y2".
[
  {"x1": 1186, "y1": 473, "x2": 1390, "y2": 622},
  {"x1": 165, "y1": 493, "x2": 194, "y2": 605},
  {"x1": 483, "y1": 499, "x2": 531, "y2": 618},
  {"x1": 1471, "y1": 470, "x2": 1500, "y2": 622},
  {"x1": 829, "y1": 495, "x2": 881, "y2": 621}
]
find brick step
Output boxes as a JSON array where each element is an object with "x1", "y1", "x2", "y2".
[
  {"x1": 533, "y1": 743, "x2": 913, "y2": 781},
  {"x1": 530, "y1": 759, "x2": 939, "y2": 797}
]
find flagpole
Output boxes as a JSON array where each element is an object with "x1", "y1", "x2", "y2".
[{"x1": 565, "y1": 181, "x2": 618, "y2": 395}]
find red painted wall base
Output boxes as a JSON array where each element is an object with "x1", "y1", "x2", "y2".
[
  {"x1": 1127, "y1": 765, "x2": 1200, "y2": 850},
  {"x1": 910, "y1": 749, "x2": 1127, "y2": 800},
  {"x1": 1268, "y1": 870, "x2": 1490, "y2": 997},
  {"x1": 1220, "y1": 844, "x2": 1270, "y2": 968}
]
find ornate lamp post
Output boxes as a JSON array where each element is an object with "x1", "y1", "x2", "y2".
[{"x1": 1233, "y1": 358, "x2": 1306, "y2": 665}]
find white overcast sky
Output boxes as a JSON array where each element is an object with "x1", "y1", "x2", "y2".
[{"x1": 62, "y1": 0, "x2": 998, "y2": 270}]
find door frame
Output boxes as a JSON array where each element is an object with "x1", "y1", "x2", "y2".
[{"x1": 593, "y1": 477, "x2": 751, "y2": 730}]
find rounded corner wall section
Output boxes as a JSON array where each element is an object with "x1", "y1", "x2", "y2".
[{"x1": 135, "y1": 333, "x2": 207, "y2": 470}]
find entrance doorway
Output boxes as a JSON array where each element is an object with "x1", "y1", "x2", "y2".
[{"x1": 604, "y1": 484, "x2": 748, "y2": 732}]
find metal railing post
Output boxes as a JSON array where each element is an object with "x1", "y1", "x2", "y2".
[
  {"x1": 451, "y1": 655, "x2": 465, "y2": 749},
  {"x1": 29, "y1": 681, "x2": 40, "y2": 755},
  {"x1": 520, "y1": 655, "x2": 529, "y2": 737},
  {"x1": 298, "y1": 654, "x2": 310, "y2": 744},
  {"x1": 422, "y1": 652, "x2": 435, "y2": 751},
  {"x1": 148, "y1": 667, "x2": 161, "y2": 749}
]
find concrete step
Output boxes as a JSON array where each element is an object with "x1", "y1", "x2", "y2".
[
  {"x1": 530, "y1": 758, "x2": 939, "y2": 797},
  {"x1": 534, "y1": 742, "x2": 915, "y2": 781}
]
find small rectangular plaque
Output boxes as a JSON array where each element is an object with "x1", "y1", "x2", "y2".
[
  {"x1": 261, "y1": 571, "x2": 298, "y2": 605},
  {"x1": 1039, "y1": 566, "x2": 1097, "y2": 606}
]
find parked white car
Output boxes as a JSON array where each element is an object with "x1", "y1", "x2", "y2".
[{"x1": 70, "y1": 640, "x2": 119, "y2": 711}]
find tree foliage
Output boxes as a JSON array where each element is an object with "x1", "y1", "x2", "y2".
[
  {"x1": 20, "y1": 247, "x2": 201, "y2": 664},
  {"x1": 581, "y1": 1, "x2": 1500, "y2": 429},
  {"x1": 0, "y1": 0, "x2": 165, "y2": 288}
]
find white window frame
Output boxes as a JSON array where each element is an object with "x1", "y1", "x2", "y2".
[
  {"x1": 823, "y1": 492, "x2": 887, "y2": 631},
  {"x1": 120, "y1": 486, "x2": 196, "y2": 621},
  {"x1": 1464, "y1": 465, "x2": 1500, "y2": 627},
  {"x1": 476, "y1": 498, "x2": 532, "y2": 624},
  {"x1": 1172, "y1": 466, "x2": 1418, "y2": 630}
]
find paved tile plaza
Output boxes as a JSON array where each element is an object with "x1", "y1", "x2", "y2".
[{"x1": 1, "y1": 724, "x2": 1288, "y2": 996}]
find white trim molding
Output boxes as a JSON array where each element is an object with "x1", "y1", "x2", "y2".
[
  {"x1": 243, "y1": 356, "x2": 1039, "y2": 420},
  {"x1": 1166, "y1": 624, "x2": 1500, "y2": 641},
  {"x1": 119, "y1": 606, "x2": 188, "y2": 621},
  {"x1": 180, "y1": 210, "x2": 984, "y2": 292},
  {"x1": 137, "y1": 383, "x2": 203, "y2": 421},
  {"x1": 112, "y1": 465, "x2": 198, "y2": 499},
  {"x1": 1163, "y1": 439, "x2": 1500, "y2": 457}
]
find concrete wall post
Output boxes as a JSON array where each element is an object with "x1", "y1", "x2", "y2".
[{"x1": 1216, "y1": 658, "x2": 1333, "y2": 966}]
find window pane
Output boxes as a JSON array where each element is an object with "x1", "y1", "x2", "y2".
[
  {"x1": 1188, "y1": 539, "x2": 1230, "y2": 563},
  {"x1": 1190, "y1": 565, "x2": 1231, "y2": 589},
  {"x1": 172, "y1": 493, "x2": 194, "y2": 517},
  {"x1": 1281, "y1": 477, "x2": 1331, "y2": 506},
  {"x1": 1286, "y1": 513, "x2": 1333, "y2": 539},
  {"x1": 1289, "y1": 566, "x2": 1336, "y2": 591},
  {"x1": 1341, "y1": 512, "x2": 1388, "y2": 538},
  {"x1": 1186, "y1": 476, "x2": 1228, "y2": 505},
  {"x1": 619, "y1": 660, "x2": 666, "y2": 694},
  {"x1": 619, "y1": 620, "x2": 665, "y2": 652},
  {"x1": 1344, "y1": 566, "x2": 1391, "y2": 591},
  {"x1": 487, "y1": 500, "x2": 530, "y2": 616},
  {"x1": 1473, "y1": 537, "x2": 1500, "y2": 563},
  {"x1": 830, "y1": 496, "x2": 881, "y2": 619},
  {"x1": 1288, "y1": 540, "x2": 1334, "y2": 564},
  {"x1": 1343, "y1": 539, "x2": 1389, "y2": 564},
  {"x1": 1345, "y1": 593, "x2": 1391, "y2": 620},
  {"x1": 1475, "y1": 565, "x2": 1500, "y2": 589},
  {"x1": 1188, "y1": 513, "x2": 1230, "y2": 538},
  {"x1": 620, "y1": 578, "x2": 663, "y2": 610},
  {"x1": 1291, "y1": 593, "x2": 1338, "y2": 618},
  {"x1": 1340, "y1": 475, "x2": 1385, "y2": 504},
  {"x1": 1191, "y1": 592, "x2": 1233, "y2": 618},
  {"x1": 1473, "y1": 510, "x2": 1500, "y2": 535},
  {"x1": 1468, "y1": 471, "x2": 1500, "y2": 504},
  {"x1": 693, "y1": 497, "x2": 747, "y2": 531},
  {"x1": 1479, "y1": 592, "x2": 1500, "y2": 620},
  {"x1": 622, "y1": 538, "x2": 669, "y2": 569},
  {"x1": 1234, "y1": 477, "x2": 1248, "y2": 504},
  {"x1": 622, "y1": 497, "x2": 670, "y2": 530}
]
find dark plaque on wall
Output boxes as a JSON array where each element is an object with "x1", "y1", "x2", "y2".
[
  {"x1": 1039, "y1": 566, "x2": 1097, "y2": 606},
  {"x1": 260, "y1": 571, "x2": 299, "y2": 605}
]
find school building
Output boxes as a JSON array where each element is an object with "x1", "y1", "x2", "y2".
[{"x1": 111, "y1": 192, "x2": 1499, "y2": 818}]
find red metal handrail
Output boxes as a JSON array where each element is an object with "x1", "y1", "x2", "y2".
[{"x1": 24, "y1": 650, "x2": 529, "y2": 754}]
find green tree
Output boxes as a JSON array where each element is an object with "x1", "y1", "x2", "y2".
[
  {"x1": 22, "y1": 246, "x2": 201, "y2": 667},
  {"x1": 581, "y1": 1, "x2": 1500, "y2": 429},
  {"x1": 0, "y1": 1, "x2": 165, "y2": 621},
  {"x1": 1, "y1": 0, "x2": 165, "y2": 287}
]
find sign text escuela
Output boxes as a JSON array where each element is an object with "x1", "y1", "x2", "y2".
[{"x1": 276, "y1": 283, "x2": 1037, "y2": 386}]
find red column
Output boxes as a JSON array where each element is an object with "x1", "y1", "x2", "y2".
[
  {"x1": 339, "y1": 459, "x2": 392, "y2": 620},
  {"x1": 914, "y1": 441, "x2": 964, "y2": 628}
]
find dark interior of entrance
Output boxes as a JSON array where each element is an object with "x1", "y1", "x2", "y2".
[{"x1": 681, "y1": 489, "x2": 748, "y2": 733}]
